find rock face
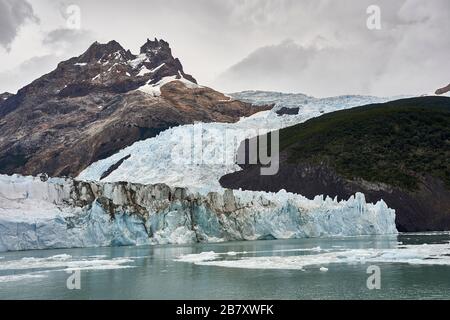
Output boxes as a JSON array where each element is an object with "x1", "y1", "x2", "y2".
[
  {"x1": 0, "y1": 92, "x2": 13, "y2": 101},
  {"x1": 0, "y1": 39, "x2": 269, "y2": 177},
  {"x1": 0, "y1": 174, "x2": 397, "y2": 252},
  {"x1": 276, "y1": 107, "x2": 299, "y2": 116},
  {"x1": 0, "y1": 92, "x2": 13, "y2": 109},
  {"x1": 436, "y1": 83, "x2": 450, "y2": 95}
]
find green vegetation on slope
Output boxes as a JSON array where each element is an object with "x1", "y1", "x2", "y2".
[{"x1": 279, "y1": 97, "x2": 450, "y2": 190}]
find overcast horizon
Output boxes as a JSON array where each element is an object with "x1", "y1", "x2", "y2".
[{"x1": 0, "y1": 0, "x2": 449, "y2": 97}]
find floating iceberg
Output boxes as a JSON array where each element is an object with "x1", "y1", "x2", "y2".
[{"x1": 176, "y1": 243, "x2": 450, "y2": 270}]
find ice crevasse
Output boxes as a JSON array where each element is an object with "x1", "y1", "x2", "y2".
[{"x1": 0, "y1": 174, "x2": 397, "y2": 252}]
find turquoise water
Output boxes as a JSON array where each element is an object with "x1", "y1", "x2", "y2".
[{"x1": 0, "y1": 233, "x2": 449, "y2": 300}]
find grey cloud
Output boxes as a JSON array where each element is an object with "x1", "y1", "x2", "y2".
[
  {"x1": 213, "y1": 0, "x2": 450, "y2": 96},
  {"x1": 213, "y1": 40, "x2": 376, "y2": 96},
  {"x1": 0, "y1": 0, "x2": 38, "y2": 49},
  {"x1": 214, "y1": 40, "x2": 315, "y2": 92},
  {"x1": 0, "y1": 28, "x2": 95, "y2": 93},
  {"x1": 1, "y1": 0, "x2": 448, "y2": 96},
  {"x1": 43, "y1": 28, "x2": 96, "y2": 54},
  {"x1": 43, "y1": 29, "x2": 86, "y2": 45},
  {"x1": 0, "y1": 55, "x2": 57, "y2": 93}
]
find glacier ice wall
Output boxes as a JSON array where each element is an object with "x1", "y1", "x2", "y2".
[{"x1": 0, "y1": 174, "x2": 397, "y2": 252}]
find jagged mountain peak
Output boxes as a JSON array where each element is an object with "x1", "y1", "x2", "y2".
[
  {"x1": 77, "y1": 40, "x2": 133, "y2": 64},
  {"x1": 12, "y1": 37, "x2": 198, "y2": 100},
  {"x1": 140, "y1": 38, "x2": 170, "y2": 54},
  {"x1": 71, "y1": 38, "x2": 183, "y2": 75}
]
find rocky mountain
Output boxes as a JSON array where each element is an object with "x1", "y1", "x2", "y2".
[
  {"x1": 0, "y1": 92, "x2": 13, "y2": 101},
  {"x1": 0, "y1": 92, "x2": 13, "y2": 109},
  {"x1": 436, "y1": 83, "x2": 450, "y2": 95},
  {"x1": 0, "y1": 39, "x2": 269, "y2": 177},
  {"x1": 220, "y1": 97, "x2": 450, "y2": 232}
]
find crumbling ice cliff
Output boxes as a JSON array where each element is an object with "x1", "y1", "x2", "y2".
[{"x1": 0, "y1": 174, "x2": 397, "y2": 252}]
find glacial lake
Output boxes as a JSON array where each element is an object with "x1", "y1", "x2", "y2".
[{"x1": 1, "y1": 233, "x2": 449, "y2": 300}]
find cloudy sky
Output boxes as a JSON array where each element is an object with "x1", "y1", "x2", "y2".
[{"x1": 0, "y1": 0, "x2": 449, "y2": 97}]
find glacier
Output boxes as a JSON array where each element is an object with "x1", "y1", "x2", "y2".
[
  {"x1": 0, "y1": 174, "x2": 397, "y2": 252},
  {"x1": 78, "y1": 92, "x2": 399, "y2": 192}
]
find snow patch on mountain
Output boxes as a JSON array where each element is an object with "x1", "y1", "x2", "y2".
[
  {"x1": 137, "y1": 75, "x2": 201, "y2": 97},
  {"x1": 128, "y1": 53, "x2": 149, "y2": 69}
]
